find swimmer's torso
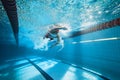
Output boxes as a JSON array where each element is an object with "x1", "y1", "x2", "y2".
[
  {"x1": 49, "y1": 28, "x2": 59, "y2": 34},
  {"x1": 45, "y1": 28, "x2": 59, "y2": 39}
]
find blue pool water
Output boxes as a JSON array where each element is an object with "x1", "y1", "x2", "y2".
[{"x1": 0, "y1": 0, "x2": 120, "y2": 80}]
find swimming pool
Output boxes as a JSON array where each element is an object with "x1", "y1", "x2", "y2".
[{"x1": 0, "y1": 0, "x2": 120, "y2": 80}]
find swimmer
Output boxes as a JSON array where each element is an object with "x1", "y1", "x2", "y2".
[{"x1": 43, "y1": 24, "x2": 67, "y2": 48}]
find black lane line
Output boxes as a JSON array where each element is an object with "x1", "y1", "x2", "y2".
[
  {"x1": 1, "y1": 0, "x2": 19, "y2": 45},
  {"x1": 26, "y1": 58, "x2": 54, "y2": 80},
  {"x1": 59, "y1": 59, "x2": 110, "y2": 80},
  {"x1": 68, "y1": 62, "x2": 110, "y2": 80}
]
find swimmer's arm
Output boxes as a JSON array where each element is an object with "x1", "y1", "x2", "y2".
[
  {"x1": 53, "y1": 27, "x2": 67, "y2": 30},
  {"x1": 50, "y1": 34, "x2": 60, "y2": 48},
  {"x1": 54, "y1": 24, "x2": 67, "y2": 30}
]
